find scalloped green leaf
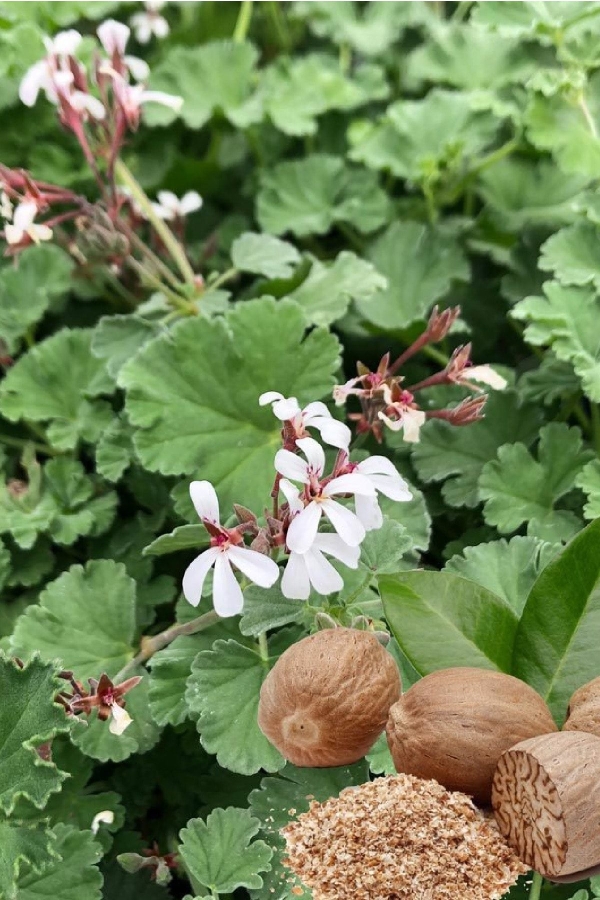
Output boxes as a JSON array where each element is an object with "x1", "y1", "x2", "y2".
[
  {"x1": 0, "y1": 655, "x2": 72, "y2": 815},
  {"x1": 16, "y1": 824, "x2": 102, "y2": 900},
  {"x1": 119, "y1": 298, "x2": 340, "y2": 512},
  {"x1": 478, "y1": 423, "x2": 593, "y2": 541},
  {"x1": 0, "y1": 821, "x2": 57, "y2": 900},
  {"x1": 289, "y1": 251, "x2": 387, "y2": 327},
  {"x1": 142, "y1": 524, "x2": 207, "y2": 557},
  {"x1": 296, "y1": 1, "x2": 431, "y2": 55},
  {"x1": 380, "y1": 570, "x2": 519, "y2": 675},
  {"x1": 539, "y1": 222, "x2": 600, "y2": 288},
  {"x1": 472, "y1": 1, "x2": 600, "y2": 37},
  {"x1": 91, "y1": 315, "x2": 160, "y2": 381},
  {"x1": 11, "y1": 560, "x2": 136, "y2": 680},
  {"x1": 576, "y1": 459, "x2": 600, "y2": 519},
  {"x1": 179, "y1": 808, "x2": 272, "y2": 895},
  {"x1": 231, "y1": 233, "x2": 301, "y2": 280}
]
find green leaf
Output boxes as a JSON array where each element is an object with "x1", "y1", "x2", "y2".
[
  {"x1": 517, "y1": 355, "x2": 580, "y2": 406},
  {"x1": 231, "y1": 233, "x2": 301, "y2": 280},
  {"x1": 356, "y1": 221, "x2": 469, "y2": 330},
  {"x1": 479, "y1": 423, "x2": 594, "y2": 540},
  {"x1": 359, "y1": 518, "x2": 414, "y2": 575},
  {"x1": 512, "y1": 519, "x2": 600, "y2": 723},
  {"x1": 142, "y1": 524, "x2": 207, "y2": 557},
  {"x1": 248, "y1": 761, "x2": 369, "y2": 900},
  {"x1": 378, "y1": 489, "x2": 431, "y2": 553},
  {"x1": 379, "y1": 570, "x2": 519, "y2": 675},
  {"x1": 239, "y1": 585, "x2": 304, "y2": 638},
  {"x1": 179, "y1": 808, "x2": 272, "y2": 894},
  {"x1": 472, "y1": 1, "x2": 600, "y2": 37},
  {"x1": 349, "y1": 90, "x2": 501, "y2": 180},
  {"x1": 0, "y1": 329, "x2": 113, "y2": 450},
  {"x1": 185, "y1": 631, "x2": 301, "y2": 775},
  {"x1": 539, "y1": 222, "x2": 600, "y2": 289},
  {"x1": 257, "y1": 155, "x2": 390, "y2": 237},
  {"x1": 0, "y1": 821, "x2": 57, "y2": 900},
  {"x1": 16, "y1": 824, "x2": 102, "y2": 900},
  {"x1": 366, "y1": 733, "x2": 395, "y2": 775},
  {"x1": 145, "y1": 41, "x2": 260, "y2": 129},
  {"x1": 4, "y1": 539, "x2": 54, "y2": 589},
  {"x1": 513, "y1": 281, "x2": 600, "y2": 400},
  {"x1": 91, "y1": 315, "x2": 160, "y2": 380},
  {"x1": 95, "y1": 417, "x2": 133, "y2": 483},
  {"x1": 11, "y1": 560, "x2": 136, "y2": 680},
  {"x1": 0, "y1": 246, "x2": 72, "y2": 353},
  {"x1": 576, "y1": 459, "x2": 600, "y2": 519},
  {"x1": 289, "y1": 251, "x2": 387, "y2": 327},
  {"x1": 412, "y1": 391, "x2": 543, "y2": 508},
  {"x1": 296, "y1": 1, "x2": 431, "y2": 55},
  {"x1": 120, "y1": 298, "x2": 340, "y2": 512},
  {"x1": 446, "y1": 536, "x2": 560, "y2": 615},
  {"x1": 0, "y1": 655, "x2": 72, "y2": 815},
  {"x1": 526, "y1": 72, "x2": 600, "y2": 177}
]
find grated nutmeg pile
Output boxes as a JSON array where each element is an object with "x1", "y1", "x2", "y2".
[{"x1": 282, "y1": 774, "x2": 528, "y2": 900}]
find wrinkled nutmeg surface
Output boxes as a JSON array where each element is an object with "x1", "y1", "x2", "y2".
[
  {"x1": 386, "y1": 667, "x2": 557, "y2": 805},
  {"x1": 563, "y1": 675, "x2": 600, "y2": 737},
  {"x1": 258, "y1": 627, "x2": 401, "y2": 767}
]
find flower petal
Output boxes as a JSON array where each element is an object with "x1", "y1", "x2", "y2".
[
  {"x1": 303, "y1": 547, "x2": 344, "y2": 595},
  {"x1": 286, "y1": 501, "x2": 322, "y2": 553},
  {"x1": 357, "y1": 456, "x2": 401, "y2": 478},
  {"x1": 189, "y1": 480, "x2": 220, "y2": 524},
  {"x1": 465, "y1": 365, "x2": 508, "y2": 390},
  {"x1": 182, "y1": 547, "x2": 219, "y2": 607},
  {"x1": 326, "y1": 473, "x2": 376, "y2": 497},
  {"x1": 310, "y1": 416, "x2": 351, "y2": 450},
  {"x1": 295, "y1": 437, "x2": 325, "y2": 477},
  {"x1": 320, "y1": 499, "x2": 365, "y2": 546},
  {"x1": 180, "y1": 191, "x2": 203, "y2": 214},
  {"x1": 130, "y1": 13, "x2": 153, "y2": 44},
  {"x1": 125, "y1": 54, "x2": 150, "y2": 81},
  {"x1": 97, "y1": 19, "x2": 130, "y2": 55},
  {"x1": 109, "y1": 703, "x2": 132, "y2": 736},
  {"x1": 152, "y1": 15, "x2": 170, "y2": 38},
  {"x1": 354, "y1": 492, "x2": 383, "y2": 532},
  {"x1": 19, "y1": 61, "x2": 49, "y2": 107},
  {"x1": 275, "y1": 448, "x2": 309, "y2": 483},
  {"x1": 213, "y1": 554, "x2": 244, "y2": 617},
  {"x1": 281, "y1": 552, "x2": 311, "y2": 600},
  {"x1": 91, "y1": 810, "x2": 114, "y2": 835},
  {"x1": 279, "y1": 478, "x2": 304, "y2": 514},
  {"x1": 364, "y1": 473, "x2": 412, "y2": 502},
  {"x1": 313, "y1": 532, "x2": 360, "y2": 567},
  {"x1": 259, "y1": 391, "x2": 284, "y2": 405},
  {"x1": 140, "y1": 90, "x2": 183, "y2": 110},
  {"x1": 227, "y1": 545, "x2": 279, "y2": 588},
  {"x1": 272, "y1": 396, "x2": 301, "y2": 420},
  {"x1": 51, "y1": 29, "x2": 82, "y2": 56},
  {"x1": 302, "y1": 401, "x2": 331, "y2": 420},
  {"x1": 13, "y1": 201, "x2": 37, "y2": 232},
  {"x1": 402, "y1": 408, "x2": 426, "y2": 443}
]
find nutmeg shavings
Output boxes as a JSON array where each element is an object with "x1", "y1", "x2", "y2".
[{"x1": 282, "y1": 774, "x2": 528, "y2": 900}]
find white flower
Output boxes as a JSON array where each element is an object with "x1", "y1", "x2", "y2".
[
  {"x1": 108, "y1": 702, "x2": 132, "y2": 735},
  {"x1": 260, "y1": 392, "x2": 351, "y2": 451},
  {"x1": 91, "y1": 810, "x2": 115, "y2": 835},
  {"x1": 350, "y1": 456, "x2": 412, "y2": 531},
  {"x1": 281, "y1": 531, "x2": 360, "y2": 600},
  {"x1": 332, "y1": 376, "x2": 365, "y2": 406},
  {"x1": 0, "y1": 191, "x2": 12, "y2": 221},
  {"x1": 4, "y1": 202, "x2": 52, "y2": 246},
  {"x1": 44, "y1": 30, "x2": 82, "y2": 56},
  {"x1": 130, "y1": 1, "x2": 170, "y2": 44},
  {"x1": 182, "y1": 481, "x2": 279, "y2": 617},
  {"x1": 112, "y1": 74, "x2": 183, "y2": 126},
  {"x1": 19, "y1": 30, "x2": 82, "y2": 107},
  {"x1": 97, "y1": 19, "x2": 150, "y2": 81},
  {"x1": 459, "y1": 365, "x2": 507, "y2": 391},
  {"x1": 152, "y1": 190, "x2": 203, "y2": 220},
  {"x1": 377, "y1": 385, "x2": 426, "y2": 443},
  {"x1": 275, "y1": 437, "x2": 376, "y2": 553}
]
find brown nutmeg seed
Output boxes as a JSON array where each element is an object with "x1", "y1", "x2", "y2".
[
  {"x1": 492, "y1": 731, "x2": 600, "y2": 879},
  {"x1": 563, "y1": 674, "x2": 600, "y2": 736},
  {"x1": 386, "y1": 667, "x2": 557, "y2": 805},
  {"x1": 257, "y1": 627, "x2": 401, "y2": 767}
]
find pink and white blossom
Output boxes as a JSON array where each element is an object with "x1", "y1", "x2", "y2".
[
  {"x1": 111, "y1": 74, "x2": 183, "y2": 128},
  {"x1": 377, "y1": 385, "x2": 426, "y2": 443},
  {"x1": 347, "y1": 456, "x2": 412, "y2": 531},
  {"x1": 109, "y1": 702, "x2": 132, "y2": 735},
  {"x1": 97, "y1": 19, "x2": 150, "y2": 81},
  {"x1": 260, "y1": 392, "x2": 351, "y2": 450},
  {"x1": 332, "y1": 376, "x2": 366, "y2": 407},
  {"x1": 19, "y1": 30, "x2": 82, "y2": 107},
  {"x1": 182, "y1": 481, "x2": 279, "y2": 617},
  {"x1": 275, "y1": 437, "x2": 375, "y2": 553},
  {"x1": 281, "y1": 532, "x2": 360, "y2": 600},
  {"x1": 130, "y1": 1, "x2": 170, "y2": 44},
  {"x1": 4, "y1": 201, "x2": 52, "y2": 246},
  {"x1": 152, "y1": 190, "x2": 203, "y2": 220}
]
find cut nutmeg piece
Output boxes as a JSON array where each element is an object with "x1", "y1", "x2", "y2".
[
  {"x1": 258, "y1": 627, "x2": 401, "y2": 767},
  {"x1": 386, "y1": 667, "x2": 557, "y2": 805},
  {"x1": 563, "y1": 675, "x2": 600, "y2": 737},
  {"x1": 492, "y1": 731, "x2": 600, "y2": 879}
]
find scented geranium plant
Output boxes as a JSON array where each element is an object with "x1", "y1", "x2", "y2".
[{"x1": 0, "y1": 2, "x2": 600, "y2": 899}]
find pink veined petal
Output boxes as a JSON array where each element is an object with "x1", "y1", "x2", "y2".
[
  {"x1": 227, "y1": 545, "x2": 279, "y2": 588},
  {"x1": 364, "y1": 472, "x2": 412, "y2": 502},
  {"x1": 125, "y1": 55, "x2": 150, "y2": 82},
  {"x1": 303, "y1": 547, "x2": 344, "y2": 596},
  {"x1": 189, "y1": 480, "x2": 220, "y2": 525},
  {"x1": 97, "y1": 19, "x2": 130, "y2": 55},
  {"x1": 212, "y1": 554, "x2": 244, "y2": 617},
  {"x1": 281, "y1": 552, "x2": 311, "y2": 600},
  {"x1": 271, "y1": 396, "x2": 301, "y2": 420},
  {"x1": 182, "y1": 547, "x2": 219, "y2": 607},
  {"x1": 302, "y1": 401, "x2": 331, "y2": 420},
  {"x1": 19, "y1": 61, "x2": 49, "y2": 107},
  {"x1": 354, "y1": 492, "x2": 383, "y2": 532},
  {"x1": 326, "y1": 473, "x2": 376, "y2": 497},
  {"x1": 286, "y1": 501, "x2": 322, "y2": 553},
  {"x1": 50, "y1": 29, "x2": 82, "y2": 56},
  {"x1": 313, "y1": 532, "x2": 360, "y2": 568},
  {"x1": 274, "y1": 449, "x2": 309, "y2": 483},
  {"x1": 109, "y1": 703, "x2": 132, "y2": 736},
  {"x1": 259, "y1": 391, "x2": 284, "y2": 406},
  {"x1": 311, "y1": 416, "x2": 351, "y2": 450},
  {"x1": 180, "y1": 191, "x2": 203, "y2": 214},
  {"x1": 320, "y1": 499, "x2": 365, "y2": 547},
  {"x1": 72, "y1": 91, "x2": 106, "y2": 119},
  {"x1": 295, "y1": 437, "x2": 325, "y2": 478},
  {"x1": 140, "y1": 89, "x2": 183, "y2": 110},
  {"x1": 279, "y1": 478, "x2": 303, "y2": 514},
  {"x1": 13, "y1": 202, "x2": 37, "y2": 233}
]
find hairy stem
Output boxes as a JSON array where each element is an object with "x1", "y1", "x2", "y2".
[
  {"x1": 258, "y1": 631, "x2": 269, "y2": 664},
  {"x1": 233, "y1": 0, "x2": 253, "y2": 42}
]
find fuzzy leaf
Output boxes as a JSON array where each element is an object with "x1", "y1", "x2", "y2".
[
  {"x1": 0, "y1": 655, "x2": 72, "y2": 815},
  {"x1": 289, "y1": 251, "x2": 387, "y2": 327},
  {"x1": 478, "y1": 423, "x2": 593, "y2": 541},
  {"x1": 179, "y1": 808, "x2": 272, "y2": 894},
  {"x1": 16, "y1": 824, "x2": 102, "y2": 900},
  {"x1": 231, "y1": 233, "x2": 301, "y2": 280},
  {"x1": 120, "y1": 298, "x2": 340, "y2": 512},
  {"x1": 91, "y1": 315, "x2": 160, "y2": 380},
  {"x1": 11, "y1": 560, "x2": 136, "y2": 680},
  {"x1": 576, "y1": 459, "x2": 600, "y2": 519},
  {"x1": 357, "y1": 221, "x2": 469, "y2": 329},
  {"x1": 359, "y1": 518, "x2": 414, "y2": 575},
  {"x1": 539, "y1": 222, "x2": 600, "y2": 289},
  {"x1": 472, "y1": 2, "x2": 600, "y2": 36},
  {"x1": 239, "y1": 585, "x2": 304, "y2": 638},
  {"x1": 0, "y1": 822, "x2": 57, "y2": 900},
  {"x1": 296, "y1": 1, "x2": 430, "y2": 55},
  {"x1": 380, "y1": 570, "x2": 518, "y2": 675},
  {"x1": 0, "y1": 329, "x2": 113, "y2": 450},
  {"x1": 95, "y1": 417, "x2": 133, "y2": 483},
  {"x1": 142, "y1": 524, "x2": 207, "y2": 557},
  {"x1": 412, "y1": 391, "x2": 543, "y2": 508},
  {"x1": 185, "y1": 631, "x2": 301, "y2": 775},
  {"x1": 517, "y1": 356, "x2": 580, "y2": 406}
]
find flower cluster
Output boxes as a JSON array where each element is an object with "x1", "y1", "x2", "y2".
[
  {"x1": 182, "y1": 392, "x2": 412, "y2": 617},
  {"x1": 55, "y1": 668, "x2": 141, "y2": 735},
  {"x1": 334, "y1": 306, "x2": 507, "y2": 443}
]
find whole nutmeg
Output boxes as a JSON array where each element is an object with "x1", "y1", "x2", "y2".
[
  {"x1": 257, "y1": 627, "x2": 401, "y2": 767},
  {"x1": 563, "y1": 675, "x2": 600, "y2": 736},
  {"x1": 492, "y1": 731, "x2": 600, "y2": 879},
  {"x1": 386, "y1": 667, "x2": 557, "y2": 805}
]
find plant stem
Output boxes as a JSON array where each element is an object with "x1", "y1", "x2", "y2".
[
  {"x1": 422, "y1": 344, "x2": 450, "y2": 367},
  {"x1": 268, "y1": 1, "x2": 290, "y2": 48},
  {"x1": 578, "y1": 93, "x2": 598, "y2": 139},
  {"x1": 209, "y1": 267, "x2": 239, "y2": 291},
  {"x1": 115, "y1": 159, "x2": 196, "y2": 286},
  {"x1": 233, "y1": 0, "x2": 253, "y2": 42},
  {"x1": 0, "y1": 433, "x2": 57, "y2": 456},
  {"x1": 591, "y1": 403, "x2": 600, "y2": 454},
  {"x1": 528, "y1": 871, "x2": 543, "y2": 900},
  {"x1": 258, "y1": 631, "x2": 269, "y2": 664},
  {"x1": 115, "y1": 609, "x2": 220, "y2": 682},
  {"x1": 127, "y1": 257, "x2": 197, "y2": 316}
]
